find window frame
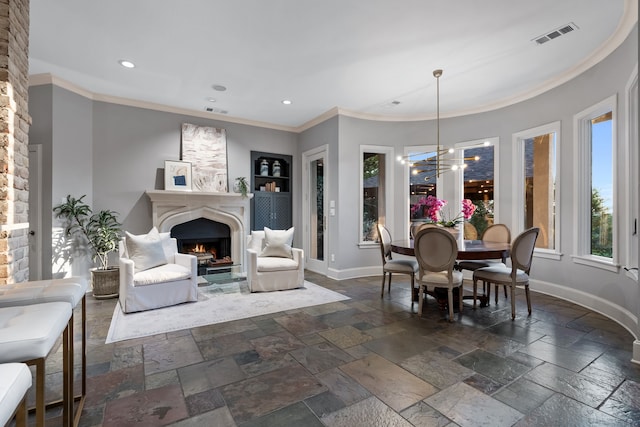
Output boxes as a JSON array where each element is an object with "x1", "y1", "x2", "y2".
[
  {"x1": 402, "y1": 144, "x2": 441, "y2": 240},
  {"x1": 572, "y1": 94, "x2": 619, "y2": 272},
  {"x1": 454, "y1": 137, "x2": 501, "y2": 229},
  {"x1": 624, "y1": 67, "x2": 638, "y2": 281},
  {"x1": 513, "y1": 121, "x2": 561, "y2": 260},
  {"x1": 359, "y1": 145, "x2": 394, "y2": 247}
]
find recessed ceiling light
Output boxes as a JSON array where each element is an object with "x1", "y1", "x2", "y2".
[
  {"x1": 206, "y1": 97, "x2": 216, "y2": 103},
  {"x1": 282, "y1": 99, "x2": 292, "y2": 105},
  {"x1": 118, "y1": 60, "x2": 135, "y2": 69},
  {"x1": 212, "y1": 84, "x2": 227, "y2": 92}
]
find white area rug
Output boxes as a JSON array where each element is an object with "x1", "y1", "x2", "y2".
[{"x1": 105, "y1": 280, "x2": 349, "y2": 343}]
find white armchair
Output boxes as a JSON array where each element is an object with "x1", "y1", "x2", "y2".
[
  {"x1": 246, "y1": 228, "x2": 304, "y2": 292},
  {"x1": 119, "y1": 228, "x2": 198, "y2": 313}
]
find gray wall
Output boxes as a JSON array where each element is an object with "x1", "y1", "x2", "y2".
[
  {"x1": 28, "y1": 24, "x2": 637, "y2": 340},
  {"x1": 303, "y1": 25, "x2": 638, "y2": 337}
]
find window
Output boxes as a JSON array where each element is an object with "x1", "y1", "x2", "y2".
[
  {"x1": 625, "y1": 70, "x2": 638, "y2": 280},
  {"x1": 514, "y1": 122, "x2": 560, "y2": 257},
  {"x1": 459, "y1": 138, "x2": 498, "y2": 238},
  {"x1": 360, "y1": 146, "x2": 393, "y2": 244},
  {"x1": 574, "y1": 95, "x2": 618, "y2": 271},
  {"x1": 408, "y1": 146, "x2": 438, "y2": 222}
]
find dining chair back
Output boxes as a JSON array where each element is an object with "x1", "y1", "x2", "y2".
[
  {"x1": 377, "y1": 224, "x2": 419, "y2": 301},
  {"x1": 410, "y1": 222, "x2": 439, "y2": 239},
  {"x1": 482, "y1": 223, "x2": 511, "y2": 243},
  {"x1": 414, "y1": 227, "x2": 464, "y2": 321},
  {"x1": 457, "y1": 223, "x2": 511, "y2": 302},
  {"x1": 472, "y1": 227, "x2": 539, "y2": 319}
]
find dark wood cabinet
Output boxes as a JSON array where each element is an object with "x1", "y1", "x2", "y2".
[{"x1": 250, "y1": 151, "x2": 292, "y2": 231}]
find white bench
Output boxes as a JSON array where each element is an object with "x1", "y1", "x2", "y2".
[
  {"x1": 0, "y1": 363, "x2": 31, "y2": 427},
  {"x1": 0, "y1": 277, "x2": 88, "y2": 425},
  {"x1": 0, "y1": 302, "x2": 73, "y2": 427}
]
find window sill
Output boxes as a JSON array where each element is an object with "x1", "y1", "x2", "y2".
[
  {"x1": 571, "y1": 255, "x2": 620, "y2": 273},
  {"x1": 534, "y1": 249, "x2": 562, "y2": 261},
  {"x1": 358, "y1": 242, "x2": 379, "y2": 249}
]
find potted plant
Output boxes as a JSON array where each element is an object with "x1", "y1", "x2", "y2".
[
  {"x1": 53, "y1": 195, "x2": 122, "y2": 298},
  {"x1": 234, "y1": 176, "x2": 249, "y2": 198}
]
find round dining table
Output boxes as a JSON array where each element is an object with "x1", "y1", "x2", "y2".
[
  {"x1": 390, "y1": 239, "x2": 511, "y2": 308},
  {"x1": 390, "y1": 239, "x2": 510, "y2": 261}
]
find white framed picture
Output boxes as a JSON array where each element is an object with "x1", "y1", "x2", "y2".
[{"x1": 165, "y1": 160, "x2": 192, "y2": 191}]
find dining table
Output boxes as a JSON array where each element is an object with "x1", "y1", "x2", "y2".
[{"x1": 390, "y1": 238, "x2": 511, "y2": 308}]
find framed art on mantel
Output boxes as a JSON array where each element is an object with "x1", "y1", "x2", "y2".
[
  {"x1": 164, "y1": 160, "x2": 192, "y2": 191},
  {"x1": 181, "y1": 123, "x2": 228, "y2": 192}
]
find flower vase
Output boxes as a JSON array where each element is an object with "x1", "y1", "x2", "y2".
[{"x1": 443, "y1": 224, "x2": 462, "y2": 243}]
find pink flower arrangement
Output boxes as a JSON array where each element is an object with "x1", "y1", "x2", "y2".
[{"x1": 411, "y1": 196, "x2": 476, "y2": 226}]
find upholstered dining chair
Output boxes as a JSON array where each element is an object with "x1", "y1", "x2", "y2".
[
  {"x1": 377, "y1": 224, "x2": 419, "y2": 301},
  {"x1": 414, "y1": 227, "x2": 464, "y2": 321},
  {"x1": 410, "y1": 222, "x2": 439, "y2": 239},
  {"x1": 472, "y1": 227, "x2": 540, "y2": 320},
  {"x1": 457, "y1": 223, "x2": 511, "y2": 301}
]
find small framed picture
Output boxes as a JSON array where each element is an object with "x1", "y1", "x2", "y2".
[{"x1": 165, "y1": 160, "x2": 192, "y2": 191}]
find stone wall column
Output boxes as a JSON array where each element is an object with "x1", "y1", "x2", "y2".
[{"x1": 0, "y1": 0, "x2": 30, "y2": 284}]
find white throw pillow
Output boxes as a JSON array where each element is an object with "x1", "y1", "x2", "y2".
[
  {"x1": 260, "y1": 227, "x2": 294, "y2": 258},
  {"x1": 248, "y1": 230, "x2": 266, "y2": 252},
  {"x1": 125, "y1": 229, "x2": 168, "y2": 272},
  {"x1": 149, "y1": 227, "x2": 176, "y2": 261}
]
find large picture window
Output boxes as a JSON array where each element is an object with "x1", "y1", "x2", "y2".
[
  {"x1": 574, "y1": 95, "x2": 617, "y2": 271},
  {"x1": 360, "y1": 146, "x2": 393, "y2": 244},
  {"x1": 514, "y1": 122, "x2": 560, "y2": 256},
  {"x1": 460, "y1": 138, "x2": 498, "y2": 238}
]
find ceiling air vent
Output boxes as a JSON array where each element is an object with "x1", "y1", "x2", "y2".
[
  {"x1": 204, "y1": 107, "x2": 228, "y2": 114},
  {"x1": 533, "y1": 22, "x2": 579, "y2": 45}
]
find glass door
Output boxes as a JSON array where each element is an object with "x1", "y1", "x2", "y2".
[{"x1": 303, "y1": 147, "x2": 328, "y2": 274}]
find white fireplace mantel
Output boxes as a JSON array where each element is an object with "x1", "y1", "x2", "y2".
[{"x1": 145, "y1": 190, "x2": 253, "y2": 273}]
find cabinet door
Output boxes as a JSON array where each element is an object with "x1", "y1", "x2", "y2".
[
  {"x1": 253, "y1": 193, "x2": 273, "y2": 230},
  {"x1": 271, "y1": 193, "x2": 291, "y2": 230}
]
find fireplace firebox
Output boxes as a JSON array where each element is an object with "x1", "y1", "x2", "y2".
[{"x1": 171, "y1": 218, "x2": 233, "y2": 275}]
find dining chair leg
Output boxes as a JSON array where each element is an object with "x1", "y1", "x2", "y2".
[
  {"x1": 447, "y1": 288, "x2": 454, "y2": 322},
  {"x1": 495, "y1": 283, "x2": 499, "y2": 303},
  {"x1": 417, "y1": 284, "x2": 425, "y2": 318},
  {"x1": 410, "y1": 274, "x2": 415, "y2": 305},
  {"x1": 486, "y1": 280, "x2": 491, "y2": 304},
  {"x1": 525, "y1": 284, "x2": 532, "y2": 315},
  {"x1": 503, "y1": 285, "x2": 508, "y2": 298},
  {"x1": 458, "y1": 285, "x2": 463, "y2": 313},
  {"x1": 510, "y1": 284, "x2": 516, "y2": 320},
  {"x1": 380, "y1": 273, "x2": 386, "y2": 297},
  {"x1": 388, "y1": 273, "x2": 392, "y2": 293},
  {"x1": 472, "y1": 278, "x2": 478, "y2": 308}
]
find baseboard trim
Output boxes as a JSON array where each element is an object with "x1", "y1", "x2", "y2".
[
  {"x1": 326, "y1": 266, "x2": 381, "y2": 281},
  {"x1": 632, "y1": 340, "x2": 640, "y2": 365},
  {"x1": 530, "y1": 278, "x2": 638, "y2": 340},
  {"x1": 323, "y1": 269, "x2": 639, "y2": 344}
]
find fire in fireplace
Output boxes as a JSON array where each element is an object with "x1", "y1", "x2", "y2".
[{"x1": 171, "y1": 218, "x2": 234, "y2": 275}]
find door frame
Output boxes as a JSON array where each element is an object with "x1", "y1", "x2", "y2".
[
  {"x1": 28, "y1": 144, "x2": 43, "y2": 280},
  {"x1": 302, "y1": 145, "x2": 329, "y2": 275}
]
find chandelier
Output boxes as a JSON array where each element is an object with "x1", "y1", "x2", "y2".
[{"x1": 399, "y1": 69, "x2": 479, "y2": 179}]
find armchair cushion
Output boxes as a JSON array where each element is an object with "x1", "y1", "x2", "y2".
[
  {"x1": 132, "y1": 263, "x2": 192, "y2": 286},
  {"x1": 125, "y1": 230, "x2": 167, "y2": 272},
  {"x1": 260, "y1": 227, "x2": 294, "y2": 258},
  {"x1": 256, "y1": 256, "x2": 299, "y2": 272}
]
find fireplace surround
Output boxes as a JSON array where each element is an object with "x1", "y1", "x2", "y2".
[{"x1": 145, "y1": 190, "x2": 252, "y2": 274}]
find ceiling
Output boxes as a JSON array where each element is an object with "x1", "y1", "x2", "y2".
[{"x1": 28, "y1": 0, "x2": 636, "y2": 131}]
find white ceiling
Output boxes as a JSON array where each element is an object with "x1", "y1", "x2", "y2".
[{"x1": 28, "y1": 0, "x2": 637, "y2": 130}]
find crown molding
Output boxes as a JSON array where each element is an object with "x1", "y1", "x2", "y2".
[
  {"x1": 29, "y1": 6, "x2": 637, "y2": 135},
  {"x1": 28, "y1": 73, "x2": 300, "y2": 133}
]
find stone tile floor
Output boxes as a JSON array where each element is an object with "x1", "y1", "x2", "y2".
[{"x1": 28, "y1": 272, "x2": 640, "y2": 426}]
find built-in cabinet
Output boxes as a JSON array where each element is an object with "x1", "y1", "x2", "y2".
[{"x1": 250, "y1": 151, "x2": 292, "y2": 231}]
